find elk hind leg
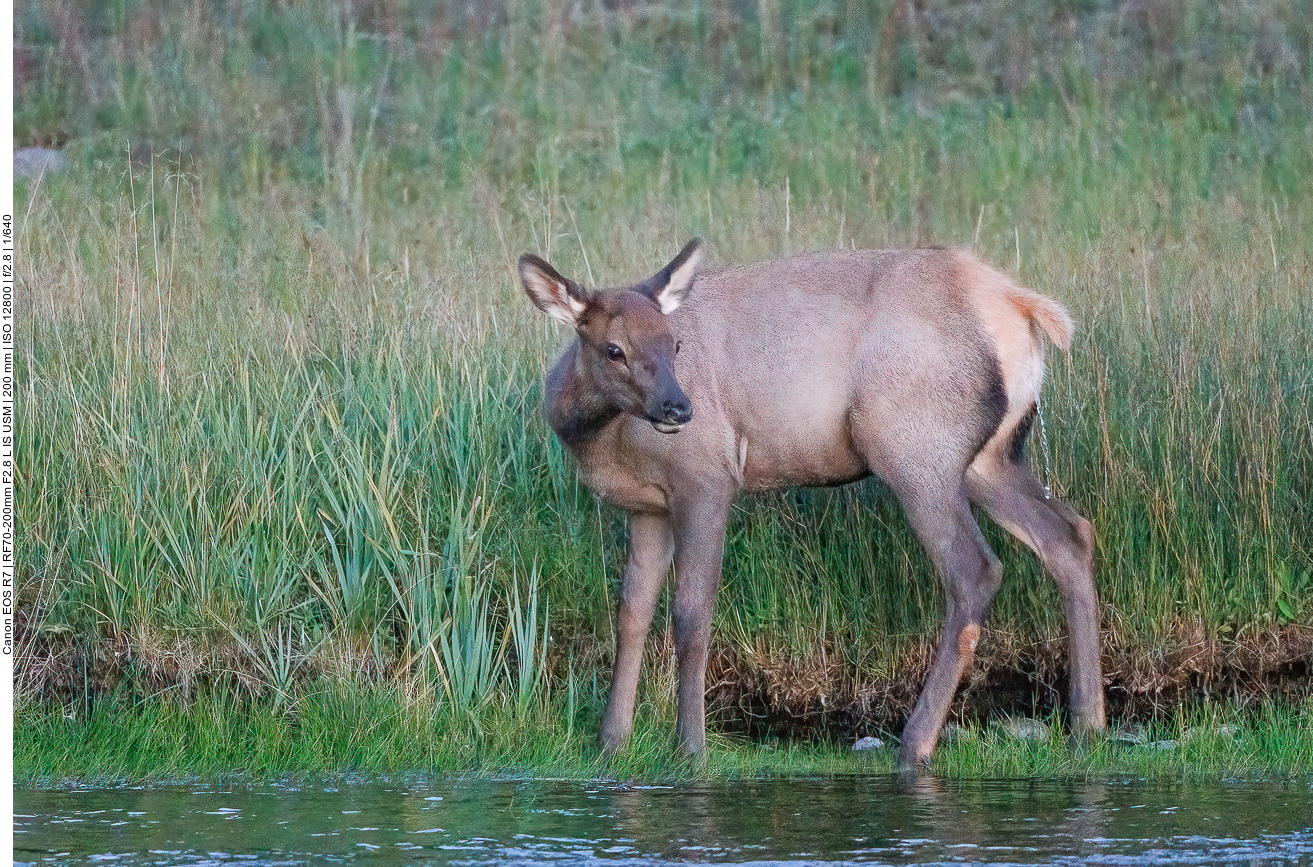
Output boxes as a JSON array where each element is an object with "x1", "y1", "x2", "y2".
[
  {"x1": 965, "y1": 452, "x2": 1106, "y2": 736},
  {"x1": 896, "y1": 489, "x2": 1005, "y2": 769}
]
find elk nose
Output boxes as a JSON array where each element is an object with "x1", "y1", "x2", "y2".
[{"x1": 663, "y1": 400, "x2": 693, "y2": 425}]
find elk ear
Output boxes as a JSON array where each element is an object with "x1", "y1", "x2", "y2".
[
  {"x1": 636, "y1": 238, "x2": 703, "y2": 315},
  {"x1": 519, "y1": 253, "x2": 591, "y2": 327}
]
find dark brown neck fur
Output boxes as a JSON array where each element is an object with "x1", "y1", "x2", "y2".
[{"x1": 545, "y1": 343, "x2": 622, "y2": 448}]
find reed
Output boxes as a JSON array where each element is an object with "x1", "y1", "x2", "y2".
[{"x1": 13, "y1": 0, "x2": 1312, "y2": 769}]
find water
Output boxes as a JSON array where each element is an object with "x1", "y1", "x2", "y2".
[{"x1": 15, "y1": 776, "x2": 1313, "y2": 865}]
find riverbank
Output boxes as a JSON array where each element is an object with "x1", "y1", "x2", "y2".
[
  {"x1": 15, "y1": 688, "x2": 1313, "y2": 787},
  {"x1": 13, "y1": 1, "x2": 1312, "y2": 767}
]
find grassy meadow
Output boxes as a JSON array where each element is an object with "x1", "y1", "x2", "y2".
[{"x1": 13, "y1": 0, "x2": 1313, "y2": 780}]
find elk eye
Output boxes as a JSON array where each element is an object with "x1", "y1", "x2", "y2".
[
  {"x1": 606, "y1": 343, "x2": 626, "y2": 362},
  {"x1": 675, "y1": 340, "x2": 682, "y2": 354}
]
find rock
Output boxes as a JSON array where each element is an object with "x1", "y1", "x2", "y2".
[
  {"x1": 1113, "y1": 725, "x2": 1149, "y2": 747},
  {"x1": 995, "y1": 716, "x2": 1050, "y2": 742},
  {"x1": 851, "y1": 736, "x2": 884, "y2": 751},
  {"x1": 1148, "y1": 739, "x2": 1179, "y2": 751},
  {"x1": 1183, "y1": 724, "x2": 1241, "y2": 742},
  {"x1": 940, "y1": 723, "x2": 970, "y2": 743},
  {"x1": 14, "y1": 147, "x2": 66, "y2": 178}
]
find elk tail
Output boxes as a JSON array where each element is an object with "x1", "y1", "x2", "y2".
[{"x1": 1008, "y1": 286, "x2": 1074, "y2": 352}]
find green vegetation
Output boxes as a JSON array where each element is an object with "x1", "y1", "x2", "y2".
[
  {"x1": 16, "y1": 690, "x2": 1313, "y2": 786},
  {"x1": 13, "y1": 0, "x2": 1313, "y2": 781}
]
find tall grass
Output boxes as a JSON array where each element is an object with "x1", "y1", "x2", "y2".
[{"x1": 13, "y1": 0, "x2": 1313, "y2": 754}]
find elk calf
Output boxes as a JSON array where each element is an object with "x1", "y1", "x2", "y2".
[{"x1": 519, "y1": 239, "x2": 1106, "y2": 768}]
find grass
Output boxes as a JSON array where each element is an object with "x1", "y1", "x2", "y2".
[
  {"x1": 12, "y1": 0, "x2": 1313, "y2": 781},
  {"x1": 16, "y1": 688, "x2": 1312, "y2": 786}
]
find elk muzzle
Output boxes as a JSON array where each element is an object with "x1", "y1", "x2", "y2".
[
  {"x1": 649, "y1": 397, "x2": 693, "y2": 433},
  {"x1": 647, "y1": 380, "x2": 693, "y2": 434}
]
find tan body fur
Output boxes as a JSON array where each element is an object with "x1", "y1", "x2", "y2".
[{"x1": 520, "y1": 241, "x2": 1106, "y2": 769}]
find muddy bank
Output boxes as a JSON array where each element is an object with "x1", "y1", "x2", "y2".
[
  {"x1": 16, "y1": 605, "x2": 1311, "y2": 739},
  {"x1": 705, "y1": 625, "x2": 1313, "y2": 739}
]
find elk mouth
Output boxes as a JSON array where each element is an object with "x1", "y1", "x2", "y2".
[{"x1": 646, "y1": 393, "x2": 692, "y2": 434}]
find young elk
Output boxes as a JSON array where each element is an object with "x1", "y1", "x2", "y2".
[{"x1": 519, "y1": 239, "x2": 1106, "y2": 768}]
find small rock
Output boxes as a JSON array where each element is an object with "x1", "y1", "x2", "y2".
[
  {"x1": 851, "y1": 736, "x2": 884, "y2": 751},
  {"x1": 14, "y1": 147, "x2": 65, "y2": 178},
  {"x1": 1148, "y1": 739, "x2": 1179, "y2": 751},
  {"x1": 1113, "y1": 725, "x2": 1148, "y2": 747},
  {"x1": 1183, "y1": 724, "x2": 1241, "y2": 742},
  {"x1": 940, "y1": 723, "x2": 970, "y2": 743},
  {"x1": 995, "y1": 717, "x2": 1050, "y2": 742}
]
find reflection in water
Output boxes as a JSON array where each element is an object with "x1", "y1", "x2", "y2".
[{"x1": 15, "y1": 775, "x2": 1313, "y2": 865}]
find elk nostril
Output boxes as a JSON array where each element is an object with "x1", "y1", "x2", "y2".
[{"x1": 663, "y1": 401, "x2": 693, "y2": 424}]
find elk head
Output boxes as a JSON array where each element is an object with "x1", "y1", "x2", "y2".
[{"x1": 519, "y1": 239, "x2": 703, "y2": 434}]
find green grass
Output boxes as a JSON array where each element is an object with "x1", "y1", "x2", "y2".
[
  {"x1": 13, "y1": 0, "x2": 1313, "y2": 780},
  {"x1": 16, "y1": 688, "x2": 1313, "y2": 786},
  {"x1": 932, "y1": 702, "x2": 1313, "y2": 780}
]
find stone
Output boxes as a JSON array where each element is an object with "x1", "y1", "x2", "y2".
[
  {"x1": 995, "y1": 716, "x2": 1050, "y2": 742},
  {"x1": 1113, "y1": 725, "x2": 1148, "y2": 747},
  {"x1": 940, "y1": 723, "x2": 970, "y2": 743},
  {"x1": 14, "y1": 147, "x2": 66, "y2": 178}
]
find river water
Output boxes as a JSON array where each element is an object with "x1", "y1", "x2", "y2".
[{"x1": 14, "y1": 776, "x2": 1313, "y2": 865}]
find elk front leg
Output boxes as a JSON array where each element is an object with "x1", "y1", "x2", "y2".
[
  {"x1": 599, "y1": 511, "x2": 674, "y2": 753},
  {"x1": 670, "y1": 493, "x2": 732, "y2": 756}
]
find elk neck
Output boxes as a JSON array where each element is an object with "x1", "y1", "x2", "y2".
[{"x1": 545, "y1": 341, "x2": 624, "y2": 448}]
